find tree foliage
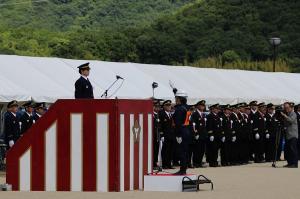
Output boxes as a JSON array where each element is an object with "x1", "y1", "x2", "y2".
[{"x1": 0, "y1": 0, "x2": 299, "y2": 72}]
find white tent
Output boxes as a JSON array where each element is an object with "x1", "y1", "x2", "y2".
[{"x1": 0, "y1": 54, "x2": 300, "y2": 105}]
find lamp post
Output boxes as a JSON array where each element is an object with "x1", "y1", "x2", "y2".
[{"x1": 269, "y1": 37, "x2": 281, "y2": 72}]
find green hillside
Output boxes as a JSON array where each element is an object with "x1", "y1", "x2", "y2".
[
  {"x1": 0, "y1": 0, "x2": 193, "y2": 30},
  {"x1": 136, "y1": 0, "x2": 300, "y2": 71},
  {"x1": 0, "y1": 0, "x2": 299, "y2": 72}
]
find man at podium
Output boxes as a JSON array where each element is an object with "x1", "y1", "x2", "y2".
[{"x1": 75, "y1": 62, "x2": 94, "y2": 99}]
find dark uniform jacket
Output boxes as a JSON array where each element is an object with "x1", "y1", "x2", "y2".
[
  {"x1": 296, "y1": 112, "x2": 300, "y2": 137},
  {"x1": 206, "y1": 112, "x2": 222, "y2": 140},
  {"x1": 240, "y1": 113, "x2": 251, "y2": 140},
  {"x1": 20, "y1": 112, "x2": 34, "y2": 135},
  {"x1": 33, "y1": 113, "x2": 42, "y2": 122},
  {"x1": 173, "y1": 104, "x2": 189, "y2": 137},
  {"x1": 249, "y1": 111, "x2": 265, "y2": 138},
  {"x1": 158, "y1": 110, "x2": 174, "y2": 140},
  {"x1": 265, "y1": 113, "x2": 277, "y2": 138},
  {"x1": 4, "y1": 112, "x2": 21, "y2": 144},
  {"x1": 190, "y1": 110, "x2": 207, "y2": 140},
  {"x1": 153, "y1": 112, "x2": 161, "y2": 142},
  {"x1": 75, "y1": 76, "x2": 94, "y2": 99},
  {"x1": 230, "y1": 112, "x2": 241, "y2": 140},
  {"x1": 220, "y1": 113, "x2": 232, "y2": 140}
]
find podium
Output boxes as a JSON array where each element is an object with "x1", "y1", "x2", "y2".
[{"x1": 6, "y1": 99, "x2": 153, "y2": 192}]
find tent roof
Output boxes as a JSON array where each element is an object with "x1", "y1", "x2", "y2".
[{"x1": 1, "y1": 55, "x2": 300, "y2": 105}]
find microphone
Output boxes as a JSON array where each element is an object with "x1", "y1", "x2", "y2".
[{"x1": 116, "y1": 75, "x2": 124, "y2": 80}]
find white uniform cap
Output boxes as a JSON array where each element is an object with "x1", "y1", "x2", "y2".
[{"x1": 175, "y1": 90, "x2": 188, "y2": 98}]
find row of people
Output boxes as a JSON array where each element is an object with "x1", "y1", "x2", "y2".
[
  {"x1": 3, "y1": 100, "x2": 46, "y2": 149},
  {"x1": 153, "y1": 96, "x2": 300, "y2": 173}
]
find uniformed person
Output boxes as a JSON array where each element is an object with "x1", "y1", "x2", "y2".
[
  {"x1": 75, "y1": 62, "x2": 94, "y2": 99},
  {"x1": 4, "y1": 100, "x2": 21, "y2": 149},
  {"x1": 296, "y1": 104, "x2": 300, "y2": 160},
  {"x1": 264, "y1": 103, "x2": 277, "y2": 162},
  {"x1": 229, "y1": 104, "x2": 242, "y2": 165},
  {"x1": 206, "y1": 104, "x2": 222, "y2": 167},
  {"x1": 250, "y1": 102, "x2": 266, "y2": 163},
  {"x1": 219, "y1": 104, "x2": 232, "y2": 166},
  {"x1": 190, "y1": 100, "x2": 208, "y2": 168},
  {"x1": 33, "y1": 103, "x2": 46, "y2": 121},
  {"x1": 19, "y1": 101, "x2": 35, "y2": 135},
  {"x1": 173, "y1": 90, "x2": 190, "y2": 175},
  {"x1": 187, "y1": 105, "x2": 195, "y2": 168},
  {"x1": 159, "y1": 100, "x2": 175, "y2": 169},
  {"x1": 153, "y1": 99, "x2": 162, "y2": 169},
  {"x1": 239, "y1": 104, "x2": 251, "y2": 164}
]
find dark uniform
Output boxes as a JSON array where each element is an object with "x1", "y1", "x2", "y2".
[
  {"x1": 264, "y1": 104, "x2": 277, "y2": 162},
  {"x1": 20, "y1": 112, "x2": 34, "y2": 135},
  {"x1": 33, "y1": 113, "x2": 42, "y2": 122},
  {"x1": 19, "y1": 101, "x2": 35, "y2": 135},
  {"x1": 153, "y1": 108, "x2": 161, "y2": 168},
  {"x1": 296, "y1": 106, "x2": 300, "y2": 160},
  {"x1": 249, "y1": 103, "x2": 265, "y2": 163},
  {"x1": 159, "y1": 100, "x2": 175, "y2": 169},
  {"x1": 190, "y1": 101, "x2": 207, "y2": 167},
  {"x1": 229, "y1": 110, "x2": 242, "y2": 165},
  {"x1": 33, "y1": 102, "x2": 46, "y2": 122},
  {"x1": 173, "y1": 101, "x2": 190, "y2": 174},
  {"x1": 4, "y1": 101, "x2": 21, "y2": 149},
  {"x1": 240, "y1": 109, "x2": 251, "y2": 164},
  {"x1": 152, "y1": 99, "x2": 164, "y2": 168},
  {"x1": 219, "y1": 105, "x2": 232, "y2": 166},
  {"x1": 75, "y1": 62, "x2": 94, "y2": 99},
  {"x1": 206, "y1": 104, "x2": 222, "y2": 167}
]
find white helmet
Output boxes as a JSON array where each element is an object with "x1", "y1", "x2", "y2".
[{"x1": 175, "y1": 89, "x2": 188, "y2": 98}]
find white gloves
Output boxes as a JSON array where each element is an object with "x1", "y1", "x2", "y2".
[
  {"x1": 160, "y1": 137, "x2": 165, "y2": 142},
  {"x1": 255, "y1": 133, "x2": 260, "y2": 140},
  {"x1": 232, "y1": 136, "x2": 237, "y2": 142},
  {"x1": 9, "y1": 140, "x2": 14, "y2": 147},
  {"x1": 176, "y1": 137, "x2": 182, "y2": 144},
  {"x1": 19, "y1": 122, "x2": 22, "y2": 130},
  {"x1": 221, "y1": 137, "x2": 226, "y2": 143},
  {"x1": 195, "y1": 135, "x2": 200, "y2": 140},
  {"x1": 209, "y1": 136, "x2": 214, "y2": 142},
  {"x1": 266, "y1": 134, "x2": 270, "y2": 139},
  {"x1": 33, "y1": 120, "x2": 36, "y2": 124}
]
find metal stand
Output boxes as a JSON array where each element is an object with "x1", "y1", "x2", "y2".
[
  {"x1": 100, "y1": 76, "x2": 123, "y2": 99},
  {"x1": 272, "y1": 121, "x2": 282, "y2": 168}
]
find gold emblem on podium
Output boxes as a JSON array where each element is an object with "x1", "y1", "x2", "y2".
[{"x1": 132, "y1": 120, "x2": 141, "y2": 143}]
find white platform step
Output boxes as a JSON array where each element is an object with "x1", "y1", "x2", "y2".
[{"x1": 144, "y1": 173, "x2": 197, "y2": 192}]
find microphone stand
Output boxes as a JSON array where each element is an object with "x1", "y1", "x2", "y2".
[{"x1": 101, "y1": 77, "x2": 121, "y2": 99}]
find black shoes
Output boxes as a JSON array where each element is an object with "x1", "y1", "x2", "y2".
[
  {"x1": 162, "y1": 166, "x2": 175, "y2": 169},
  {"x1": 173, "y1": 170, "x2": 187, "y2": 175},
  {"x1": 283, "y1": 164, "x2": 298, "y2": 168},
  {"x1": 209, "y1": 163, "x2": 219, "y2": 167}
]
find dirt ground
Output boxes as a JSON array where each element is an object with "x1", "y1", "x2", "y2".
[{"x1": 0, "y1": 161, "x2": 299, "y2": 199}]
